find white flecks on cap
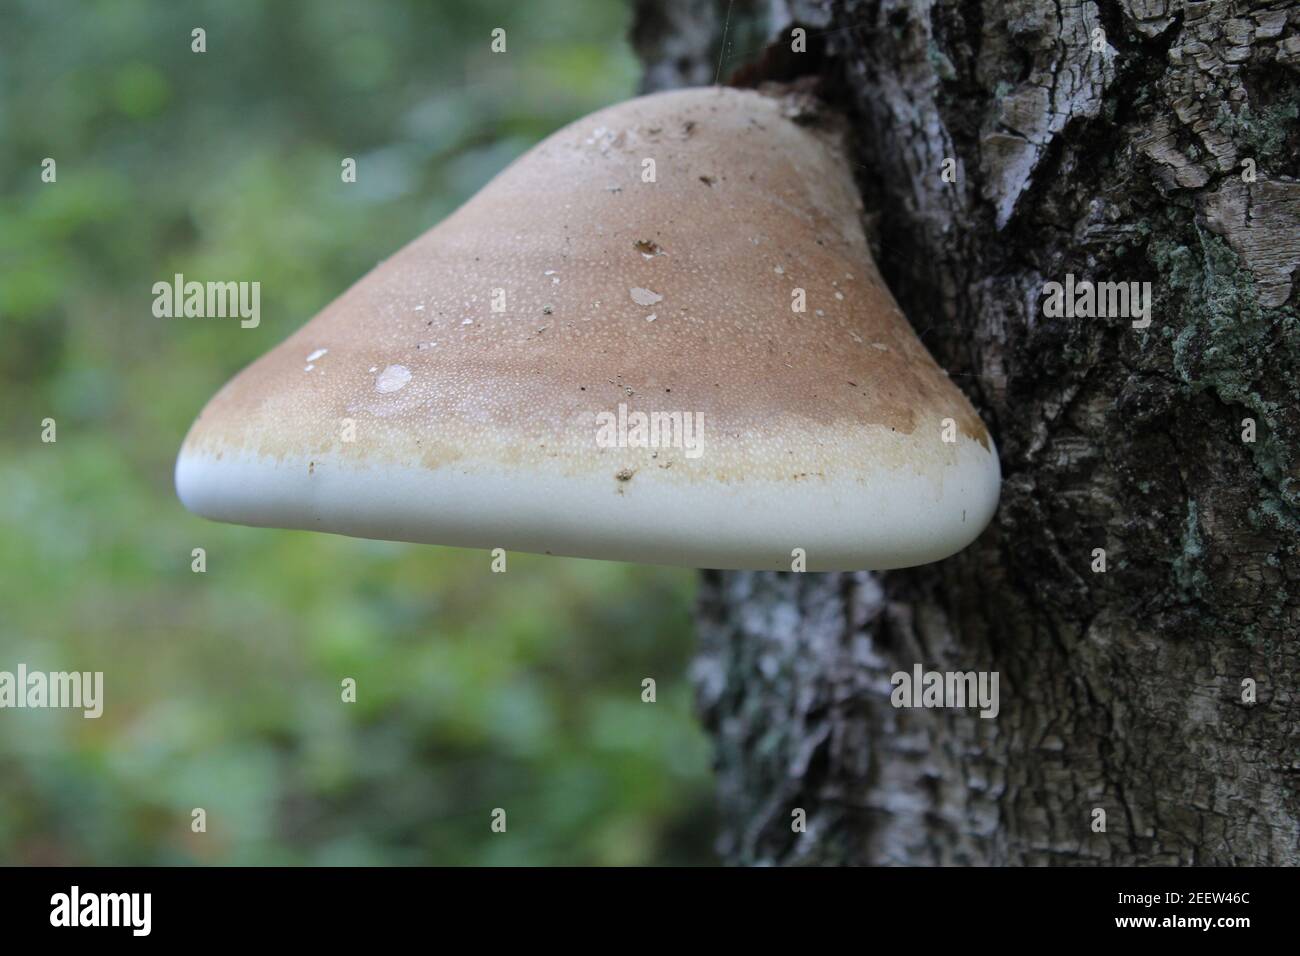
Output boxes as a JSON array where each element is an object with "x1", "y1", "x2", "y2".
[
  {"x1": 629, "y1": 287, "x2": 662, "y2": 307},
  {"x1": 374, "y1": 365, "x2": 411, "y2": 393}
]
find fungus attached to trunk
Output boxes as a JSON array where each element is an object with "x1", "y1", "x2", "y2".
[{"x1": 175, "y1": 87, "x2": 999, "y2": 571}]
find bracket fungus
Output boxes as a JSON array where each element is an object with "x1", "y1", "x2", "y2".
[{"x1": 176, "y1": 87, "x2": 999, "y2": 571}]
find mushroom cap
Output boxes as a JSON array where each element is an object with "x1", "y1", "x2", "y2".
[{"x1": 176, "y1": 86, "x2": 999, "y2": 571}]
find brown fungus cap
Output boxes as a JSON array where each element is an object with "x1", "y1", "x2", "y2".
[{"x1": 176, "y1": 86, "x2": 999, "y2": 571}]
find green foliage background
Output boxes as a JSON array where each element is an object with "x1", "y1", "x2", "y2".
[{"x1": 0, "y1": 0, "x2": 713, "y2": 865}]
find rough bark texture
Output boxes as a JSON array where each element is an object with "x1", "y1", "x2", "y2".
[{"x1": 633, "y1": 0, "x2": 1300, "y2": 865}]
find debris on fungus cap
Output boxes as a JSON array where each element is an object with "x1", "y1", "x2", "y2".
[{"x1": 175, "y1": 86, "x2": 1000, "y2": 571}]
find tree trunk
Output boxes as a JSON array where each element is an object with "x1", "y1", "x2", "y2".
[{"x1": 633, "y1": 0, "x2": 1300, "y2": 865}]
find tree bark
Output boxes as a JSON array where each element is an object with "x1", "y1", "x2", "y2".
[{"x1": 633, "y1": 0, "x2": 1300, "y2": 865}]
